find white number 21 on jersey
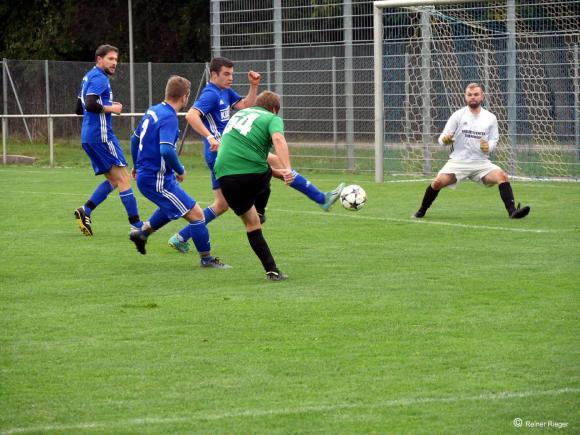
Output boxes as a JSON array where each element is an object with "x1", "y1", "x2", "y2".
[{"x1": 224, "y1": 112, "x2": 260, "y2": 136}]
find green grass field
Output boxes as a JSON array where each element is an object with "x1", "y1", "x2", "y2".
[{"x1": 1, "y1": 163, "x2": 579, "y2": 434}]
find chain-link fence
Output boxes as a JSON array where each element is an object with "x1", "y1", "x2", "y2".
[
  {"x1": 2, "y1": 0, "x2": 579, "y2": 178},
  {"x1": 211, "y1": 0, "x2": 580, "y2": 178}
]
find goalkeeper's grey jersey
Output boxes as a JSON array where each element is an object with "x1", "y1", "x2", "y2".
[{"x1": 439, "y1": 107, "x2": 499, "y2": 160}]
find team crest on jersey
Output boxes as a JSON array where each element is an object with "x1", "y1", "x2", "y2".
[{"x1": 220, "y1": 107, "x2": 230, "y2": 121}]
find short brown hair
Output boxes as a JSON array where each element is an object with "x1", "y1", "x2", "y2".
[
  {"x1": 165, "y1": 75, "x2": 191, "y2": 101},
  {"x1": 255, "y1": 91, "x2": 281, "y2": 113},
  {"x1": 210, "y1": 57, "x2": 234, "y2": 74},
  {"x1": 95, "y1": 44, "x2": 119, "y2": 60},
  {"x1": 465, "y1": 82, "x2": 484, "y2": 92}
]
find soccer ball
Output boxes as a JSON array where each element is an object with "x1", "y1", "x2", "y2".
[{"x1": 340, "y1": 184, "x2": 367, "y2": 211}]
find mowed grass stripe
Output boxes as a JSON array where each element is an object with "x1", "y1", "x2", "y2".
[{"x1": 2, "y1": 387, "x2": 578, "y2": 434}]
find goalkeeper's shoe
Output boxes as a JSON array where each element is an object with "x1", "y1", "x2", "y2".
[
  {"x1": 201, "y1": 257, "x2": 232, "y2": 269},
  {"x1": 510, "y1": 203, "x2": 531, "y2": 219},
  {"x1": 266, "y1": 270, "x2": 288, "y2": 281},
  {"x1": 74, "y1": 207, "x2": 93, "y2": 236},
  {"x1": 320, "y1": 182, "x2": 345, "y2": 211},
  {"x1": 168, "y1": 233, "x2": 190, "y2": 253},
  {"x1": 411, "y1": 208, "x2": 426, "y2": 219},
  {"x1": 129, "y1": 229, "x2": 147, "y2": 255}
]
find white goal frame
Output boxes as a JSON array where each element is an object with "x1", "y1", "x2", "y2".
[{"x1": 373, "y1": 0, "x2": 495, "y2": 182}]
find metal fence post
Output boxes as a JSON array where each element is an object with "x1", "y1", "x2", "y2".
[
  {"x1": 148, "y1": 61, "x2": 152, "y2": 108},
  {"x1": 507, "y1": 0, "x2": 517, "y2": 175},
  {"x1": 332, "y1": 56, "x2": 338, "y2": 155},
  {"x1": 420, "y1": 8, "x2": 432, "y2": 175},
  {"x1": 45, "y1": 60, "x2": 54, "y2": 166},
  {"x1": 2, "y1": 58, "x2": 7, "y2": 164},
  {"x1": 274, "y1": 0, "x2": 283, "y2": 117},
  {"x1": 345, "y1": 0, "x2": 354, "y2": 171},
  {"x1": 574, "y1": 44, "x2": 579, "y2": 162}
]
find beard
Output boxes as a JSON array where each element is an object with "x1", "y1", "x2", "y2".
[
  {"x1": 104, "y1": 66, "x2": 116, "y2": 76},
  {"x1": 468, "y1": 100, "x2": 481, "y2": 109}
]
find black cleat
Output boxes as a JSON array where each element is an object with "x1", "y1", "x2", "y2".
[
  {"x1": 411, "y1": 209, "x2": 426, "y2": 219},
  {"x1": 258, "y1": 213, "x2": 266, "y2": 224},
  {"x1": 74, "y1": 207, "x2": 93, "y2": 236},
  {"x1": 201, "y1": 257, "x2": 232, "y2": 269},
  {"x1": 129, "y1": 230, "x2": 147, "y2": 255},
  {"x1": 266, "y1": 270, "x2": 288, "y2": 281},
  {"x1": 510, "y1": 203, "x2": 530, "y2": 219}
]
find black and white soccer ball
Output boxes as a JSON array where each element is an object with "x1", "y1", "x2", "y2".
[{"x1": 340, "y1": 184, "x2": 367, "y2": 211}]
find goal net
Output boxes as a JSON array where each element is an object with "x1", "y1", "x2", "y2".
[{"x1": 374, "y1": 0, "x2": 580, "y2": 180}]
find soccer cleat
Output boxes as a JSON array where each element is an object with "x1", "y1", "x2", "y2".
[
  {"x1": 320, "y1": 182, "x2": 345, "y2": 211},
  {"x1": 74, "y1": 207, "x2": 93, "y2": 236},
  {"x1": 510, "y1": 203, "x2": 531, "y2": 219},
  {"x1": 266, "y1": 270, "x2": 288, "y2": 281},
  {"x1": 411, "y1": 209, "x2": 426, "y2": 219},
  {"x1": 168, "y1": 234, "x2": 190, "y2": 253},
  {"x1": 129, "y1": 230, "x2": 147, "y2": 255},
  {"x1": 200, "y1": 257, "x2": 232, "y2": 269},
  {"x1": 258, "y1": 213, "x2": 267, "y2": 224}
]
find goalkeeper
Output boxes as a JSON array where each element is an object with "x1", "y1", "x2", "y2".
[{"x1": 412, "y1": 83, "x2": 530, "y2": 219}]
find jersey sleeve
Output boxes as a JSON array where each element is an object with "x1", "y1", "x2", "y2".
[
  {"x1": 487, "y1": 114, "x2": 499, "y2": 153},
  {"x1": 268, "y1": 116, "x2": 285, "y2": 136},
  {"x1": 85, "y1": 74, "x2": 107, "y2": 96},
  {"x1": 438, "y1": 110, "x2": 461, "y2": 146},
  {"x1": 193, "y1": 89, "x2": 219, "y2": 116},
  {"x1": 158, "y1": 115, "x2": 179, "y2": 147},
  {"x1": 228, "y1": 88, "x2": 242, "y2": 108}
]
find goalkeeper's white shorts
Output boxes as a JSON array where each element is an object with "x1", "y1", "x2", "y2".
[{"x1": 438, "y1": 159, "x2": 503, "y2": 189}]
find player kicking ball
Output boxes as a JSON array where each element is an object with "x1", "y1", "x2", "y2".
[
  {"x1": 412, "y1": 82, "x2": 530, "y2": 220},
  {"x1": 128, "y1": 75, "x2": 230, "y2": 269}
]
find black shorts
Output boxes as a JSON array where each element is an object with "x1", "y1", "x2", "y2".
[{"x1": 218, "y1": 169, "x2": 272, "y2": 216}]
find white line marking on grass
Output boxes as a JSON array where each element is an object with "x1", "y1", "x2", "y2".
[
  {"x1": 273, "y1": 208, "x2": 574, "y2": 234},
  {"x1": 2, "y1": 387, "x2": 578, "y2": 434}
]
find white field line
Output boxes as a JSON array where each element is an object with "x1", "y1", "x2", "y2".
[
  {"x1": 274, "y1": 208, "x2": 573, "y2": 234},
  {"x1": 2, "y1": 387, "x2": 578, "y2": 434},
  {"x1": 3, "y1": 191, "x2": 577, "y2": 234}
]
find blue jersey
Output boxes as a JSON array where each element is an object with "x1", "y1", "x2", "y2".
[
  {"x1": 193, "y1": 82, "x2": 241, "y2": 156},
  {"x1": 79, "y1": 66, "x2": 116, "y2": 143},
  {"x1": 134, "y1": 102, "x2": 180, "y2": 177}
]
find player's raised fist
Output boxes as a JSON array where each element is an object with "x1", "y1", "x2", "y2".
[{"x1": 248, "y1": 70, "x2": 261, "y2": 85}]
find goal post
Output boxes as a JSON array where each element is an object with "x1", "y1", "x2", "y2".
[{"x1": 373, "y1": 0, "x2": 580, "y2": 182}]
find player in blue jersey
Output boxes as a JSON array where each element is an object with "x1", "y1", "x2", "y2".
[
  {"x1": 128, "y1": 75, "x2": 230, "y2": 268},
  {"x1": 167, "y1": 56, "x2": 343, "y2": 253},
  {"x1": 74, "y1": 44, "x2": 143, "y2": 236}
]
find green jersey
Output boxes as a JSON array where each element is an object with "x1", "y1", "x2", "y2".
[{"x1": 214, "y1": 106, "x2": 284, "y2": 178}]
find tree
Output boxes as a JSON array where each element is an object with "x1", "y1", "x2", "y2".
[{"x1": 0, "y1": 0, "x2": 210, "y2": 62}]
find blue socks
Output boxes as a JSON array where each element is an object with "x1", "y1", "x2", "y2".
[
  {"x1": 186, "y1": 220, "x2": 211, "y2": 254},
  {"x1": 84, "y1": 180, "x2": 114, "y2": 215},
  {"x1": 179, "y1": 207, "x2": 217, "y2": 241},
  {"x1": 290, "y1": 170, "x2": 325, "y2": 204},
  {"x1": 204, "y1": 206, "x2": 217, "y2": 224},
  {"x1": 119, "y1": 188, "x2": 143, "y2": 228},
  {"x1": 148, "y1": 208, "x2": 171, "y2": 232}
]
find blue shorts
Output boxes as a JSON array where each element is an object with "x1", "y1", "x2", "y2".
[
  {"x1": 82, "y1": 139, "x2": 127, "y2": 175},
  {"x1": 205, "y1": 150, "x2": 220, "y2": 190},
  {"x1": 137, "y1": 173, "x2": 196, "y2": 220}
]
